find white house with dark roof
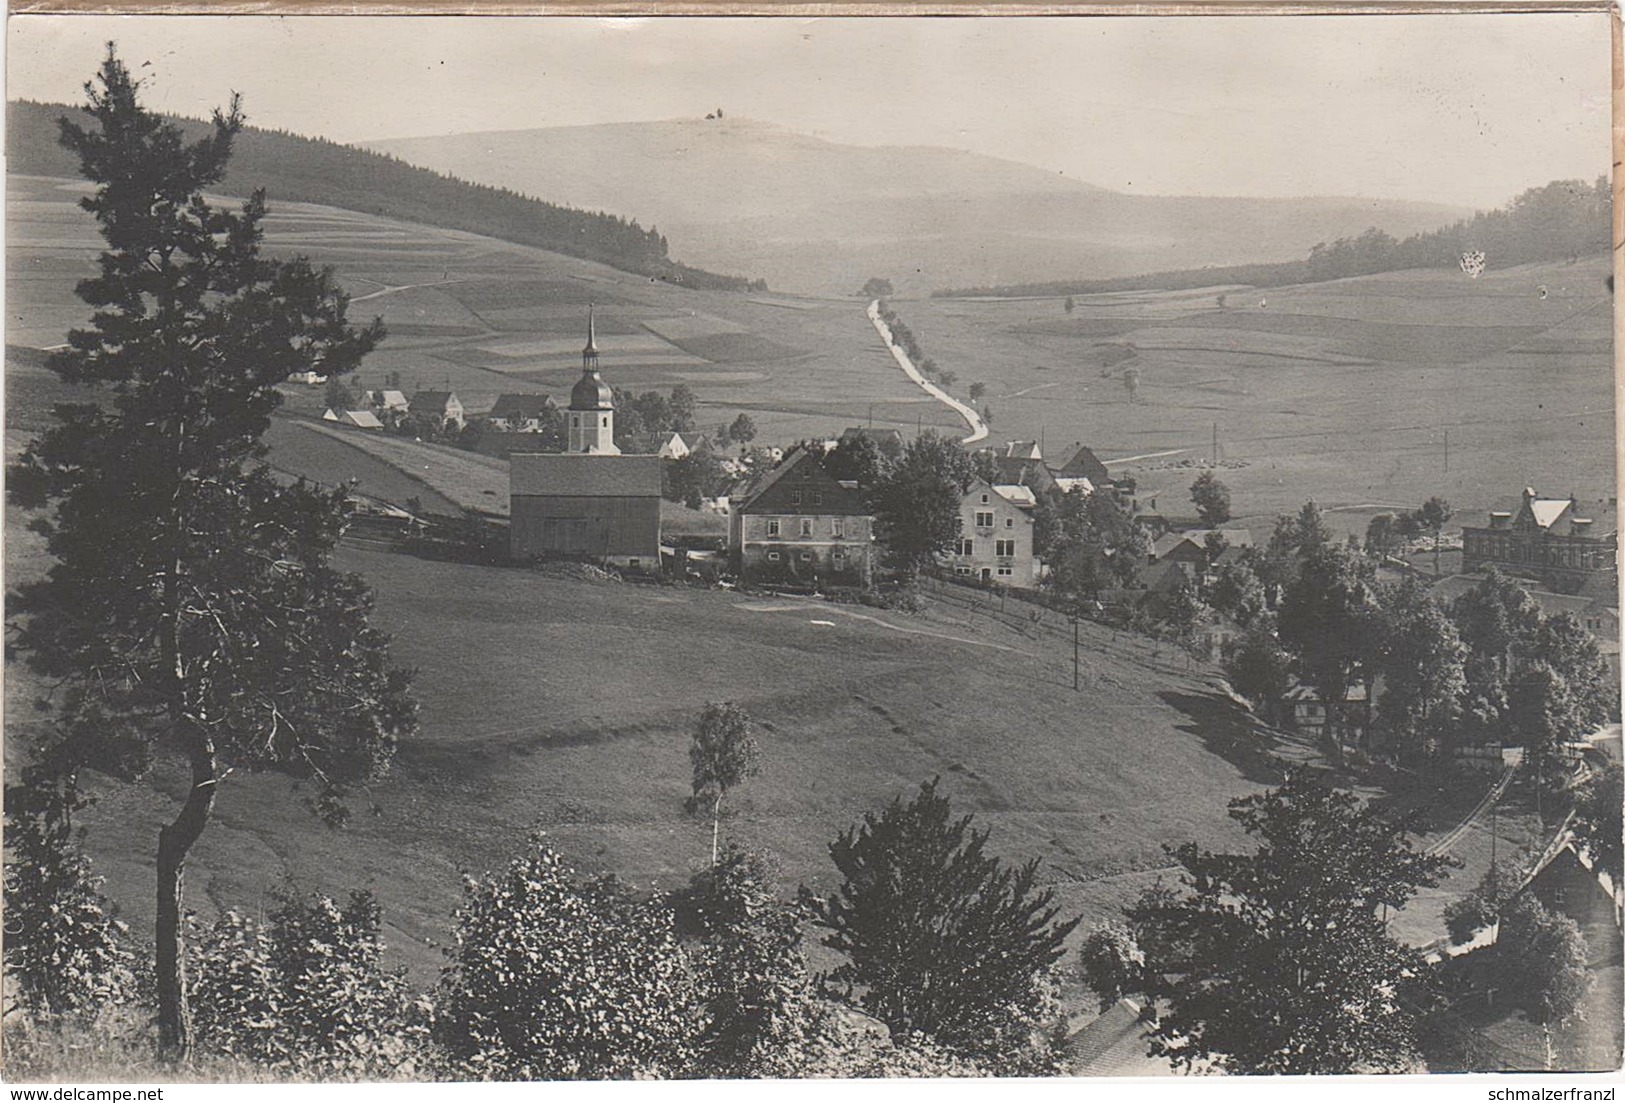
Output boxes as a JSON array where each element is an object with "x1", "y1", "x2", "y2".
[{"x1": 943, "y1": 479, "x2": 1041, "y2": 588}]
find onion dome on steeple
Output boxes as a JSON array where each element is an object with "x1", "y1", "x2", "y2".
[{"x1": 570, "y1": 304, "x2": 614, "y2": 411}]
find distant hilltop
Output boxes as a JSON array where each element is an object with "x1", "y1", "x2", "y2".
[
  {"x1": 6, "y1": 100, "x2": 765, "y2": 293},
  {"x1": 365, "y1": 116, "x2": 1470, "y2": 297}
]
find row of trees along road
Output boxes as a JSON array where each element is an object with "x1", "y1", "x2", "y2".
[
  {"x1": 1212, "y1": 502, "x2": 1616, "y2": 783},
  {"x1": 6, "y1": 48, "x2": 420, "y2": 1055}
]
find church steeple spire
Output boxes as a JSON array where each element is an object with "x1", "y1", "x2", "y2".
[
  {"x1": 569, "y1": 305, "x2": 618, "y2": 454},
  {"x1": 583, "y1": 303, "x2": 600, "y2": 373}
]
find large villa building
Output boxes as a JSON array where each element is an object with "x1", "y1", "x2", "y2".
[{"x1": 1460, "y1": 487, "x2": 1617, "y2": 597}]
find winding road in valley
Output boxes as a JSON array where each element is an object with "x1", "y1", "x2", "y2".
[{"x1": 867, "y1": 299, "x2": 989, "y2": 445}]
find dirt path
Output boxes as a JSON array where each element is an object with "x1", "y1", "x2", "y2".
[{"x1": 867, "y1": 299, "x2": 988, "y2": 445}]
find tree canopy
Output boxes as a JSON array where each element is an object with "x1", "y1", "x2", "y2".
[
  {"x1": 802, "y1": 779, "x2": 1077, "y2": 1072},
  {"x1": 1126, "y1": 774, "x2": 1453, "y2": 1074},
  {"x1": 6, "y1": 47, "x2": 416, "y2": 1053}
]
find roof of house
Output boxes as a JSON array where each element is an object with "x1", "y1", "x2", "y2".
[
  {"x1": 1053, "y1": 476, "x2": 1095, "y2": 497},
  {"x1": 1430, "y1": 571, "x2": 1616, "y2": 624},
  {"x1": 1284, "y1": 678, "x2": 1370, "y2": 704},
  {"x1": 510, "y1": 452, "x2": 663, "y2": 497},
  {"x1": 1052, "y1": 442, "x2": 1112, "y2": 483},
  {"x1": 993, "y1": 455, "x2": 1056, "y2": 492},
  {"x1": 341, "y1": 409, "x2": 384, "y2": 429},
  {"x1": 368, "y1": 389, "x2": 409, "y2": 408},
  {"x1": 1139, "y1": 559, "x2": 1198, "y2": 594},
  {"x1": 410, "y1": 390, "x2": 459, "y2": 411},
  {"x1": 1064, "y1": 999, "x2": 1176, "y2": 1077},
  {"x1": 1475, "y1": 489, "x2": 1618, "y2": 538},
  {"x1": 992, "y1": 484, "x2": 1037, "y2": 508},
  {"x1": 1004, "y1": 440, "x2": 1042, "y2": 461},
  {"x1": 734, "y1": 446, "x2": 870, "y2": 516},
  {"x1": 1151, "y1": 528, "x2": 1255, "y2": 560},
  {"x1": 489, "y1": 393, "x2": 553, "y2": 419},
  {"x1": 838, "y1": 426, "x2": 905, "y2": 454}
]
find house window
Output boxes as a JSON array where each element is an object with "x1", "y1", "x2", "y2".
[
  {"x1": 955, "y1": 538, "x2": 973, "y2": 556},
  {"x1": 996, "y1": 539, "x2": 1016, "y2": 557},
  {"x1": 800, "y1": 518, "x2": 813, "y2": 537},
  {"x1": 997, "y1": 565, "x2": 1013, "y2": 577},
  {"x1": 791, "y1": 490, "x2": 802, "y2": 506},
  {"x1": 628, "y1": 558, "x2": 641, "y2": 569},
  {"x1": 767, "y1": 519, "x2": 781, "y2": 537},
  {"x1": 980, "y1": 493, "x2": 990, "y2": 504},
  {"x1": 975, "y1": 511, "x2": 994, "y2": 528},
  {"x1": 832, "y1": 519, "x2": 845, "y2": 538},
  {"x1": 601, "y1": 417, "x2": 608, "y2": 428},
  {"x1": 833, "y1": 549, "x2": 846, "y2": 562},
  {"x1": 1006, "y1": 518, "x2": 1014, "y2": 528},
  {"x1": 799, "y1": 550, "x2": 813, "y2": 562},
  {"x1": 767, "y1": 551, "x2": 781, "y2": 561},
  {"x1": 812, "y1": 492, "x2": 824, "y2": 506},
  {"x1": 955, "y1": 565, "x2": 973, "y2": 576}
]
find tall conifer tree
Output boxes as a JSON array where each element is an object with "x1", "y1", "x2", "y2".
[{"x1": 7, "y1": 47, "x2": 416, "y2": 1054}]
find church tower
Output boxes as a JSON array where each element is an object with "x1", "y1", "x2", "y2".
[{"x1": 568, "y1": 305, "x2": 620, "y2": 455}]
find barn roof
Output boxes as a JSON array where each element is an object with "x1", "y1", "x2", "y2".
[{"x1": 511, "y1": 453, "x2": 662, "y2": 497}]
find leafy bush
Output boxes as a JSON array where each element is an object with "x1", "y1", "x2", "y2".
[
  {"x1": 2, "y1": 778, "x2": 137, "y2": 1020},
  {"x1": 671, "y1": 846, "x2": 828, "y2": 1077},
  {"x1": 434, "y1": 841, "x2": 705, "y2": 1080},
  {"x1": 189, "y1": 890, "x2": 429, "y2": 1078}
]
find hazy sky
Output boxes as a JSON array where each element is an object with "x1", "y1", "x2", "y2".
[{"x1": 7, "y1": 14, "x2": 1612, "y2": 209}]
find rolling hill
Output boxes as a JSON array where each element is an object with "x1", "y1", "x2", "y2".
[
  {"x1": 365, "y1": 117, "x2": 1470, "y2": 296},
  {"x1": 6, "y1": 100, "x2": 760, "y2": 291}
]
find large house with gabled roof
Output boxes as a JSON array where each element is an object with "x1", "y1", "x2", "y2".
[
  {"x1": 1460, "y1": 487, "x2": 1617, "y2": 597},
  {"x1": 729, "y1": 446, "x2": 872, "y2": 587}
]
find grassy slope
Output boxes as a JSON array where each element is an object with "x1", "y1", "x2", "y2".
[{"x1": 10, "y1": 536, "x2": 1277, "y2": 982}]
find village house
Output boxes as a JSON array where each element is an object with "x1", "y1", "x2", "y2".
[
  {"x1": 363, "y1": 389, "x2": 410, "y2": 414},
  {"x1": 410, "y1": 389, "x2": 466, "y2": 431},
  {"x1": 1051, "y1": 441, "x2": 1111, "y2": 486},
  {"x1": 509, "y1": 311, "x2": 661, "y2": 569},
  {"x1": 657, "y1": 431, "x2": 691, "y2": 460},
  {"x1": 1460, "y1": 486, "x2": 1617, "y2": 597},
  {"x1": 729, "y1": 446, "x2": 873, "y2": 587},
  {"x1": 487, "y1": 393, "x2": 554, "y2": 433},
  {"x1": 838, "y1": 425, "x2": 906, "y2": 459},
  {"x1": 943, "y1": 480, "x2": 1041, "y2": 588},
  {"x1": 1283, "y1": 679, "x2": 1373, "y2": 746},
  {"x1": 322, "y1": 408, "x2": 384, "y2": 430}
]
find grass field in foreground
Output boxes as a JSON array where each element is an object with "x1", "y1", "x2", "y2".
[
  {"x1": 32, "y1": 544, "x2": 1284, "y2": 982},
  {"x1": 7, "y1": 540, "x2": 1528, "y2": 989}
]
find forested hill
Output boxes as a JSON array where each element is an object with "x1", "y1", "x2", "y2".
[
  {"x1": 7, "y1": 100, "x2": 764, "y2": 292},
  {"x1": 937, "y1": 178, "x2": 1611, "y2": 297}
]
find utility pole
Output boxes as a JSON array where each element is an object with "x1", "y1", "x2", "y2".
[
  {"x1": 1444, "y1": 429, "x2": 1449, "y2": 473},
  {"x1": 1212, "y1": 422, "x2": 1218, "y2": 466},
  {"x1": 1072, "y1": 611, "x2": 1081, "y2": 692}
]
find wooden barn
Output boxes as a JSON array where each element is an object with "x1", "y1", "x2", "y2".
[{"x1": 509, "y1": 453, "x2": 662, "y2": 569}]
